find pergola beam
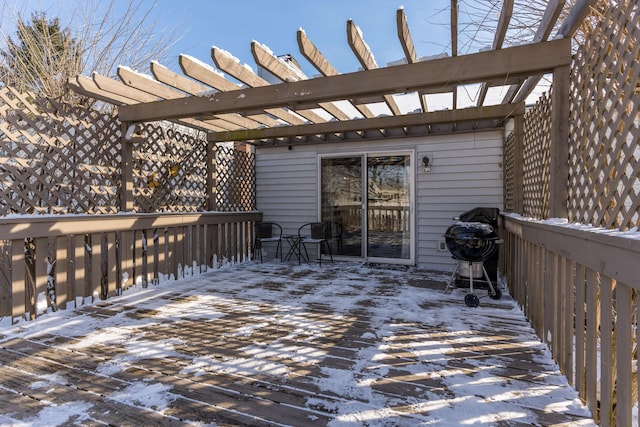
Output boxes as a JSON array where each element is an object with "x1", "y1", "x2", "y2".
[
  {"x1": 179, "y1": 54, "x2": 240, "y2": 92},
  {"x1": 71, "y1": 75, "x2": 130, "y2": 106},
  {"x1": 151, "y1": 60, "x2": 212, "y2": 95},
  {"x1": 72, "y1": 73, "x2": 227, "y2": 132},
  {"x1": 511, "y1": 0, "x2": 599, "y2": 104},
  {"x1": 296, "y1": 29, "x2": 338, "y2": 77},
  {"x1": 251, "y1": 40, "x2": 350, "y2": 121},
  {"x1": 175, "y1": 55, "x2": 282, "y2": 127},
  {"x1": 347, "y1": 19, "x2": 402, "y2": 116},
  {"x1": 118, "y1": 66, "x2": 185, "y2": 99},
  {"x1": 556, "y1": 0, "x2": 599, "y2": 37},
  {"x1": 477, "y1": 0, "x2": 514, "y2": 106},
  {"x1": 209, "y1": 102, "x2": 525, "y2": 143},
  {"x1": 150, "y1": 61, "x2": 276, "y2": 129},
  {"x1": 119, "y1": 38, "x2": 571, "y2": 123},
  {"x1": 210, "y1": 46, "x2": 304, "y2": 125},
  {"x1": 502, "y1": 0, "x2": 566, "y2": 103},
  {"x1": 297, "y1": 29, "x2": 375, "y2": 119},
  {"x1": 396, "y1": 7, "x2": 428, "y2": 113},
  {"x1": 117, "y1": 67, "x2": 251, "y2": 131},
  {"x1": 211, "y1": 46, "x2": 326, "y2": 124},
  {"x1": 450, "y1": 0, "x2": 458, "y2": 110}
]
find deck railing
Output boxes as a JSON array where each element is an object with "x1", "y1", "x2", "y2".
[
  {"x1": 0, "y1": 211, "x2": 261, "y2": 324},
  {"x1": 500, "y1": 214, "x2": 640, "y2": 426}
]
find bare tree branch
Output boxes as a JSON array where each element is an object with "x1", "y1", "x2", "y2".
[{"x1": 0, "y1": 0, "x2": 183, "y2": 107}]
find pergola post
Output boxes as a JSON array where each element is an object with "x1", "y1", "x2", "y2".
[
  {"x1": 549, "y1": 65, "x2": 571, "y2": 218},
  {"x1": 207, "y1": 140, "x2": 218, "y2": 211},
  {"x1": 120, "y1": 122, "x2": 134, "y2": 212}
]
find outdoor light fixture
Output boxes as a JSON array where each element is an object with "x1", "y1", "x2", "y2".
[{"x1": 422, "y1": 155, "x2": 431, "y2": 172}]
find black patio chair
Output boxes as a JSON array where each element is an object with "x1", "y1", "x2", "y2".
[
  {"x1": 253, "y1": 222, "x2": 282, "y2": 262},
  {"x1": 298, "y1": 222, "x2": 333, "y2": 266},
  {"x1": 324, "y1": 221, "x2": 343, "y2": 255}
]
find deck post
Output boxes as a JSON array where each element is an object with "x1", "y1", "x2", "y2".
[
  {"x1": 120, "y1": 122, "x2": 135, "y2": 212},
  {"x1": 550, "y1": 65, "x2": 570, "y2": 218}
]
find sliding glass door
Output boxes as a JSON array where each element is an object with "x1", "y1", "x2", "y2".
[
  {"x1": 320, "y1": 152, "x2": 413, "y2": 263},
  {"x1": 320, "y1": 156, "x2": 363, "y2": 256},
  {"x1": 366, "y1": 155, "x2": 412, "y2": 260}
]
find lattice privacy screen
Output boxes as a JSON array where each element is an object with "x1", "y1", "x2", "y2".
[
  {"x1": 132, "y1": 123, "x2": 209, "y2": 212},
  {"x1": 0, "y1": 87, "x2": 122, "y2": 214},
  {"x1": 0, "y1": 88, "x2": 256, "y2": 215},
  {"x1": 568, "y1": 3, "x2": 639, "y2": 231},
  {"x1": 215, "y1": 146, "x2": 256, "y2": 212},
  {"x1": 503, "y1": 131, "x2": 516, "y2": 213},
  {"x1": 522, "y1": 91, "x2": 552, "y2": 220}
]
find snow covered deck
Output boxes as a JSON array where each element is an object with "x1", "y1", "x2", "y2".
[{"x1": 0, "y1": 261, "x2": 596, "y2": 426}]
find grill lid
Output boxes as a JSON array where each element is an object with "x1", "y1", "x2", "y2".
[{"x1": 444, "y1": 221, "x2": 498, "y2": 262}]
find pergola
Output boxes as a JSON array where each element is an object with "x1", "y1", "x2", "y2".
[
  {"x1": 69, "y1": 1, "x2": 596, "y2": 219},
  {"x1": 69, "y1": 1, "x2": 594, "y2": 149}
]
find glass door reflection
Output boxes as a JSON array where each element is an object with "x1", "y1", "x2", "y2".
[
  {"x1": 367, "y1": 155, "x2": 411, "y2": 260},
  {"x1": 320, "y1": 156, "x2": 363, "y2": 256}
]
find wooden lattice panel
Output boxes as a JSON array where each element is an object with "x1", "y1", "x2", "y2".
[
  {"x1": 215, "y1": 146, "x2": 256, "y2": 212},
  {"x1": 0, "y1": 87, "x2": 254, "y2": 216},
  {"x1": 568, "y1": 2, "x2": 640, "y2": 231},
  {"x1": 0, "y1": 87, "x2": 122, "y2": 215},
  {"x1": 503, "y1": 130, "x2": 516, "y2": 212},
  {"x1": 132, "y1": 123, "x2": 208, "y2": 213},
  {"x1": 522, "y1": 91, "x2": 551, "y2": 219}
]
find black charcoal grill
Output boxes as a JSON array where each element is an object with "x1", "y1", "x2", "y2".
[{"x1": 444, "y1": 208, "x2": 502, "y2": 307}]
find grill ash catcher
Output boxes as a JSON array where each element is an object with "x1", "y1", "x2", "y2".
[{"x1": 444, "y1": 207, "x2": 503, "y2": 307}]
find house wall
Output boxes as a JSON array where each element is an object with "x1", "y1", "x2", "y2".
[{"x1": 255, "y1": 130, "x2": 504, "y2": 272}]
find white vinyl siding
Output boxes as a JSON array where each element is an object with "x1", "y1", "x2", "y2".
[{"x1": 255, "y1": 130, "x2": 504, "y2": 271}]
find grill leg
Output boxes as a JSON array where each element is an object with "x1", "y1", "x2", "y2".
[
  {"x1": 444, "y1": 262, "x2": 459, "y2": 293},
  {"x1": 483, "y1": 264, "x2": 502, "y2": 300},
  {"x1": 464, "y1": 262, "x2": 480, "y2": 307}
]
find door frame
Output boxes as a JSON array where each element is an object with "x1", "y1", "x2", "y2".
[{"x1": 318, "y1": 149, "x2": 415, "y2": 265}]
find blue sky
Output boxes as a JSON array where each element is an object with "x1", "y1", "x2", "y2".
[
  {"x1": 4, "y1": 1, "x2": 533, "y2": 107},
  {"x1": 155, "y1": 0, "x2": 454, "y2": 76},
  {"x1": 5, "y1": 0, "x2": 459, "y2": 77}
]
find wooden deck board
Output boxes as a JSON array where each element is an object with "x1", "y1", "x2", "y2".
[{"x1": 0, "y1": 262, "x2": 595, "y2": 426}]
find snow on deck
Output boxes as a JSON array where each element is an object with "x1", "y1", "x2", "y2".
[{"x1": 0, "y1": 261, "x2": 596, "y2": 426}]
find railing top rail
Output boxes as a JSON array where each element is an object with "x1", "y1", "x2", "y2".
[
  {"x1": 0, "y1": 211, "x2": 262, "y2": 240},
  {"x1": 501, "y1": 214, "x2": 640, "y2": 289}
]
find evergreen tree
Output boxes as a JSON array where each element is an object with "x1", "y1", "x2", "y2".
[{"x1": 0, "y1": 12, "x2": 82, "y2": 101}]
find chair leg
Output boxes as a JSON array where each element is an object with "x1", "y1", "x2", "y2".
[
  {"x1": 253, "y1": 240, "x2": 262, "y2": 264},
  {"x1": 326, "y1": 241, "x2": 333, "y2": 263},
  {"x1": 301, "y1": 243, "x2": 309, "y2": 265},
  {"x1": 322, "y1": 240, "x2": 333, "y2": 264}
]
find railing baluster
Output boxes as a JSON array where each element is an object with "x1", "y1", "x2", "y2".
[
  {"x1": 90, "y1": 233, "x2": 102, "y2": 299},
  {"x1": 615, "y1": 284, "x2": 632, "y2": 427},
  {"x1": 166, "y1": 227, "x2": 176, "y2": 280},
  {"x1": 10, "y1": 238, "x2": 26, "y2": 321},
  {"x1": 599, "y1": 275, "x2": 613, "y2": 426},
  {"x1": 34, "y1": 237, "x2": 49, "y2": 317},
  {"x1": 107, "y1": 232, "x2": 117, "y2": 296},
  {"x1": 585, "y1": 269, "x2": 599, "y2": 422},
  {"x1": 55, "y1": 236, "x2": 70, "y2": 311},
  {"x1": 575, "y1": 263, "x2": 586, "y2": 398}
]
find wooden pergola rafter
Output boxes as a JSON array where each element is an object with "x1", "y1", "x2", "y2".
[{"x1": 69, "y1": 1, "x2": 596, "y2": 147}]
